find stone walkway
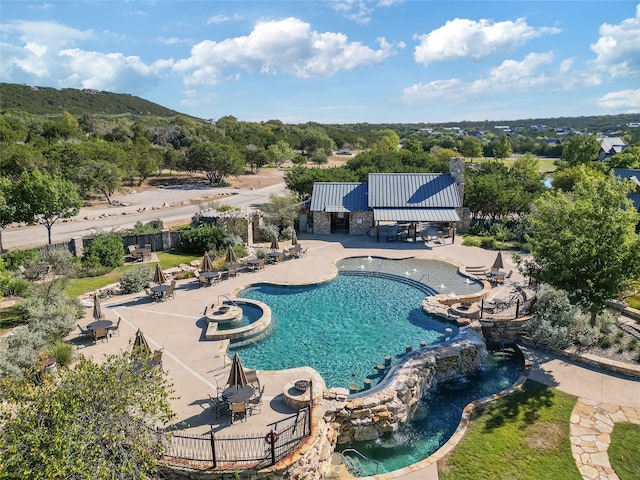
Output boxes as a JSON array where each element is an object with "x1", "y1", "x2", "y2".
[{"x1": 570, "y1": 399, "x2": 640, "y2": 480}]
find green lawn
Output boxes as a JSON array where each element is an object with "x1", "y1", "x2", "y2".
[
  {"x1": 63, "y1": 252, "x2": 200, "y2": 297},
  {"x1": 0, "y1": 304, "x2": 21, "y2": 336},
  {"x1": 608, "y1": 422, "x2": 640, "y2": 480},
  {"x1": 439, "y1": 380, "x2": 580, "y2": 480},
  {"x1": 467, "y1": 157, "x2": 557, "y2": 174}
]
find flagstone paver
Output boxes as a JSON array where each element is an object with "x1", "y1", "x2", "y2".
[{"x1": 570, "y1": 399, "x2": 640, "y2": 480}]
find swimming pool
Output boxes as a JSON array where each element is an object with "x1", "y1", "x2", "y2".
[
  {"x1": 337, "y1": 348, "x2": 524, "y2": 476},
  {"x1": 231, "y1": 257, "x2": 481, "y2": 389}
]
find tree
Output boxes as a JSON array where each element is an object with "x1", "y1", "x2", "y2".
[
  {"x1": 12, "y1": 169, "x2": 82, "y2": 245},
  {"x1": 267, "y1": 140, "x2": 295, "y2": 167},
  {"x1": 186, "y1": 142, "x2": 244, "y2": 185},
  {"x1": 0, "y1": 351, "x2": 175, "y2": 480},
  {"x1": 0, "y1": 177, "x2": 16, "y2": 253},
  {"x1": 259, "y1": 194, "x2": 301, "y2": 228},
  {"x1": 461, "y1": 136, "x2": 483, "y2": 158},
  {"x1": 528, "y1": 174, "x2": 640, "y2": 325},
  {"x1": 551, "y1": 164, "x2": 605, "y2": 192},
  {"x1": 492, "y1": 135, "x2": 512, "y2": 160},
  {"x1": 560, "y1": 134, "x2": 600, "y2": 166},
  {"x1": 607, "y1": 145, "x2": 640, "y2": 170}
]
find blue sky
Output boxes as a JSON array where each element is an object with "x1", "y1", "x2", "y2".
[{"x1": 1, "y1": 1, "x2": 639, "y2": 124}]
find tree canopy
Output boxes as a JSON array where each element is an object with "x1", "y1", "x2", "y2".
[
  {"x1": 0, "y1": 351, "x2": 175, "y2": 480},
  {"x1": 12, "y1": 169, "x2": 82, "y2": 244},
  {"x1": 528, "y1": 174, "x2": 640, "y2": 324}
]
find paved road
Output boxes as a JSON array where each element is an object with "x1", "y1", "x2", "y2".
[{"x1": 4, "y1": 183, "x2": 287, "y2": 250}]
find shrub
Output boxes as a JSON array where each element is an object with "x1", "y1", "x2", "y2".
[
  {"x1": 462, "y1": 236, "x2": 481, "y2": 247},
  {"x1": 1, "y1": 277, "x2": 31, "y2": 297},
  {"x1": 281, "y1": 225, "x2": 294, "y2": 240},
  {"x1": 628, "y1": 338, "x2": 638, "y2": 352},
  {"x1": 119, "y1": 266, "x2": 153, "y2": 293},
  {"x1": 83, "y1": 234, "x2": 124, "y2": 268},
  {"x1": 220, "y1": 233, "x2": 243, "y2": 248},
  {"x1": 129, "y1": 219, "x2": 164, "y2": 234},
  {"x1": 480, "y1": 237, "x2": 498, "y2": 249},
  {"x1": 46, "y1": 340, "x2": 74, "y2": 368},
  {"x1": 179, "y1": 225, "x2": 224, "y2": 254},
  {"x1": 0, "y1": 327, "x2": 45, "y2": 378},
  {"x1": 2, "y1": 249, "x2": 40, "y2": 270},
  {"x1": 258, "y1": 223, "x2": 279, "y2": 243},
  {"x1": 18, "y1": 288, "x2": 83, "y2": 341},
  {"x1": 174, "y1": 270, "x2": 194, "y2": 280},
  {"x1": 527, "y1": 284, "x2": 600, "y2": 349},
  {"x1": 255, "y1": 248, "x2": 267, "y2": 259},
  {"x1": 599, "y1": 336, "x2": 613, "y2": 349}
]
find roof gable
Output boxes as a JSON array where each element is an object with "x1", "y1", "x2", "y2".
[{"x1": 367, "y1": 173, "x2": 461, "y2": 208}]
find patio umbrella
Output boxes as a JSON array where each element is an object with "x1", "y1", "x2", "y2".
[
  {"x1": 200, "y1": 251, "x2": 214, "y2": 272},
  {"x1": 225, "y1": 246, "x2": 238, "y2": 264},
  {"x1": 153, "y1": 263, "x2": 167, "y2": 284},
  {"x1": 291, "y1": 230, "x2": 298, "y2": 246},
  {"x1": 270, "y1": 236, "x2": 279, "y2": 250},
  {"x1": 92, "y1": 294, "x2": 105, "y2": 321},
  {"x1": 133, "y1": 329, "x2": 151, "y2": 354},
  {"x1": 491, "y1": 251, "x2": 505, "y2": 271},
  {"x1": 225, "y1": 353, "x2": 248, "y2": 390}
]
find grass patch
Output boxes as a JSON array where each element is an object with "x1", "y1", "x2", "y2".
[
  {"x1": 439, "y1": 380, "x2": 580, "y2": 480},
  {"x1": 468, "y1": 157, "x2": 557, "y2": 174},
  {"x1": 608, "y1": 422, "x2": 640, "y2": 480},
  {"x1": 0, "y1": 304, "x2": 22, "y2": 335},
  {"x1": 62, "y1": 252, "x2": 200, "y2": 297}
]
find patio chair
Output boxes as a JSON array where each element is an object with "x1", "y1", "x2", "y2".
[
  {"x1": 496, "y1": 273, "x2": 505, "y2": 285},
  {"x1": 198, "y1": 275, "x2": 209, "y2": 287},
  {"x1": 77, "y1": 323, "x2": 92, "y2": 339},
  {"x1": 226, "y1": 266, "x2": 238, "y2": 278},
  {"x1": 165, "y1": 280, "x2": 176, "y2": 300},
  {"x1": 246, "y1": 385, "x2": 264, "y2": 415},
  {"x1": 93, "y1": 327, "x2": 109, "y2": 343},
  {"x1": 107, "y1": 317, "x2": 121, "y2": 336},
  {"x1": 208, "y1": 394, "x2": 230, "y2": 419},
  {"x1": 245, "y1": 369, "x2": 261, "y2": 390},
  {"x1": 230, "y1": 402, "x2": 247, "y2": 424},
  {"x1": 128, "y1": 245, "x2": 142, "y2": 262}
]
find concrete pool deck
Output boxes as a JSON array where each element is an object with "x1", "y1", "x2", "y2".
[{"x1": 74, "y1": 233, "x2": 640, "y2": 479}]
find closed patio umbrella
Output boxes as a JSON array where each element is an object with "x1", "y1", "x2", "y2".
[
  {"x1": 492, "y1": 252, "x2": 504, "y2": 271},
  {"x1": 291, "y1": 230, "x2": 298, "y2": 246},
  {"x1": 200, "y1": 251, "x2": 214, "y2": 272},
  {"x1": 153, "y1": 263, "x2": 167, "y2": 284},
  {"x1": 133, "y1": 329, "x2": 151, "y2": 354},
  {"x1": 92, "y1": 294, "x2": 105, "y2": 321},
  {"x1": 225, "y1": 353, "x2": 248, "y2": 390},
  {"x1": 270, "y1": 236, "x2": 279, "y2": 250},
  {"x1": 225, "y1": 246, "x2": 238, "y2": 264}
]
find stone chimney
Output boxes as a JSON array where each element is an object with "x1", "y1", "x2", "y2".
[{"x1": 449, "y1": 157, "x2": 465, "y2": 204}]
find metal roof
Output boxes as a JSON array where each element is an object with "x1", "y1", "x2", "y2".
[
  {"x1": 373, "y1": 208, "x2": 460, "y2": 222},
  {"x1": 367, "y1": 173, "x2": 461, "y2": 208},
  {"x1": 310, "y1": 182, "x2": 368, "y2": 212}
]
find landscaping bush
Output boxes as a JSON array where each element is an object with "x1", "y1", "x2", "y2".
[
  {"x1": 461, "y1": 236, "x2": 482, "y2": 247},
  {"x1": 527, "y1": 284, "x2": 601, "y2": 350},
  {"x1": 46, "y1": 340, "x2": 74, "y2": 368},
  {"x1": 119, "y1": 266, "x2": 153, "y2": 293},
  {"x1": 174, "y1": 270, "x2": 195, "y2": 280},
  {"x1": 128, "y1": 219, "x2": 164, "y2": 234},
  {"x1": 83, "y1": 234, "x2": 124, "y2": 269},
  {"x1": 0, "y1": 327, "x2": 45, "y2": 378},
  {"x1": 220, "y1": 233, "x2": 243, "y2": 248},
  {"x1": 179, "y1": 225, "x2": 224, "y2": 254},
  {"x1": 0, "y1": 277, "x2": 30, "y2": 297},
  {"x1": 18, "y1": 288, "x2": 83, "y2": 342},
  {"x1": 2, "y1": 249, "x2": 40, "y2": 270},
  {"x1": 258, "y1": 223, "x2": 279, "y2": 243},
  {"x1": 480, "y1": 237, "x2": 498, "y2": 249}
]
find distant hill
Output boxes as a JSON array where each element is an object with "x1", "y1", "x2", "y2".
[{"x1": 0, "y1": 83, "x2": 185, "y2": 118}]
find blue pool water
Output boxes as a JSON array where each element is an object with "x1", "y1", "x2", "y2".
[
  {"x1": 338, "y1": 349, "x2": 524, "y2": 476},
  {"x1": 216, "y1": 303, "x2": 263, "y2": 330},
  {"x1": 232, "y1": 273, "x2": 458, "y2": 389}
]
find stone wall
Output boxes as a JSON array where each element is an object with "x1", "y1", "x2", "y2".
[
  {"x1": 323, "y1": 331, "x2": 487, "y2": 446},
  {"x1": 480, "y1": 317, "x2": 531, "y2": 346},
  {"x1": 348, "y1": 210, "x2": 373, "y2": 235},
  {"x1": 312, "y1": 212, "x2": 331, "y2": 234}
]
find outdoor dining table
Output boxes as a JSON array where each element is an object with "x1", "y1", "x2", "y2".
[
  {"x1": 267, "y1": 251, "x2": 281, "y2": 263},
  {"x1": 224, "y1": 263, "x2": 241, "y2": 270},
  {"x1": 247, "y1": 258, "x2": 264, "y2": 271},
  {"x1": 137, "y1": 246, "x2": 152, "y2": 261},
  {"x1": 488, "y1": 270, "x2": 507, "y2": 277},
  {"x1": 151, "y1": 284, "x2": 170, "y2": 300},
  {"x1": 86, "y1": 319, "x2": 113, "y2": 331},
  {"x1": 222, "y1": 385, "x2": 255, "y2": 404},
  {"x1": 200, "y1": 271, "x2": 220, "y2": 283}
]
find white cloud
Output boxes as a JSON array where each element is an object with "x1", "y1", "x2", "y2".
[
  {"x1": 58, "y1": 49, "x2": 172, "y2": 92},
  {"x1": 330, "y1": 0, "x2": 400, "y2": 24},
  {"x1": 597, "y1": 88, "x2": 640, "y2": 110},
  {"x1": 174, "y1": 17, "x2": 403, "y2": 85},
  {"x1": 590, "y1": 4, "x2": 640, "y2": 77},
  {"x1": 402, "y1": 51, "x2": 556, "y2": 102},
  {"x1": 414, "y1": 17, "x2": 560, "y2": 66}
]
